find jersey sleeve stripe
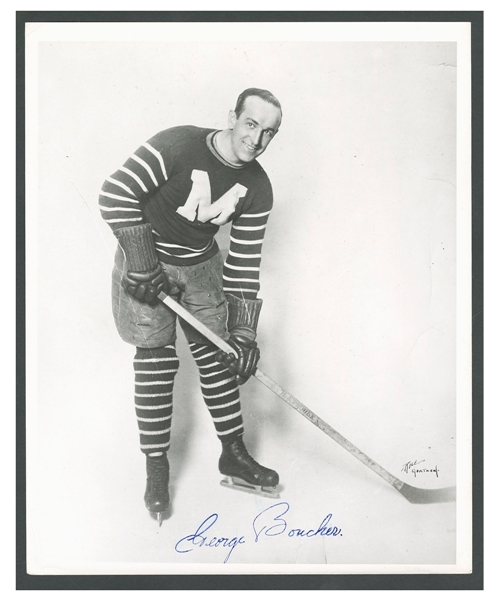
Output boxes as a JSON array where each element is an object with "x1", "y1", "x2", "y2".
[
  {"x1": 238, "y1": 210, "x2": 271, "y2": 219},
  {"x1": 223, "y1": 287, "x2": 259, "y2": 294},
  {"x1": 228, "y1": 251, "x2": 261, "y2": 259},
  {"x1": 143, "y1": 142, "x2": 168, "y2": 180},
  {"x1": 229, "y1": 236, "x2": 263, "y2": 245},
  {"x1": 223, "y1": 264, "x2": 260, "y2": 272},
  {"x1": 118, "y1": 166, "x2": 149, "y2": 193},
  {"x1": 232, "y1": 225, "x2": 266, "y2": 231},
  {"x1": 225, "y1": 259, "x2": 261, "y2": 272},
  {"x1": 130, "y1": 154, "x2": 159, "y2": 187},
  {"x1": 99, "y1": 205, "x2": 142, "y2": 213},
  {"x1": 106, "y1": 176, "x2": 136, "y2": 196},
  {"x1": 99, "y1": 191, "x2": 140, "y2": 203},
  {"x1": 99, "y1": 206, "x2": 142, "y2": 213},
  {"x1": 105, "y1": 217, "x2": 144, "y2": 224},
  {"x1": 223, "y1": 275, "x2": 259, "y2": 283}
]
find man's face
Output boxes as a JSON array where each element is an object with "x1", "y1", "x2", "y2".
[{"x1": 227, "y1": 96, "x2": 281, "y2": 165}]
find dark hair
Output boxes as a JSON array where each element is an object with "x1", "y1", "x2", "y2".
[{"x1": 234, "y1": 88, "x2": 282, "y2": 119}]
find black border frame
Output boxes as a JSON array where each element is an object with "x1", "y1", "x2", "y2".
[{"x1": 16, "y1": 10, "x2": 483, "y2": 590}]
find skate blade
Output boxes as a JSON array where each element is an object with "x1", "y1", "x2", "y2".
[
  {"x1": 148, "y1": 510, "x2": 168, "y2": 527},
  {"x1": 220, "y1": 476, "x2": 280, "y2": 499}
]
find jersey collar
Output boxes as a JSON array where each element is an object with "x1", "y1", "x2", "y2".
[{"x1": 206, "y1": 131, "x2": 246, "y2": 169}]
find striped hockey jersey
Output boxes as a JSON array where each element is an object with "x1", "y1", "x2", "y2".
[{"x1": 99, "y1": 126, "x2": 274, "y2": 300}]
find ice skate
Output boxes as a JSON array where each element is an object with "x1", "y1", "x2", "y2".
[
  {"x1": 144, "y1": 453, "x2": 170, "y2": 526},
  {"x1": 219, "y1": 437, "x2": 280, "y2": 499}
]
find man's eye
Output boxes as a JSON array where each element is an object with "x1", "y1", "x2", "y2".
[
  {"x1": 264, "y1": 130, "x2": 273, "y2": 137},
  {"x1": 247, "y1": 122, "x2": 255, "y2": 128}
]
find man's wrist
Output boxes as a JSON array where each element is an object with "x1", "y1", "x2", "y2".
[
  {"x1": 114, "y1": 223, "x2": 158, "y2": 272},
  {"x1": 226, "y1": 294, "x2": 262, "y2": 341},
  {"x1": 229, "y1": 327, "x2": 257, "y2": 343}
]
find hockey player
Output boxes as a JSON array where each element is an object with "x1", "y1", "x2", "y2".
[{"x1": 99, "y1": 88, "x2": 282, "y2": 523}]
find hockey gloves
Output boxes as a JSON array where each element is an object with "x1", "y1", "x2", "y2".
[
  {"x1": 114, "y1": 223, "x2": 169, "y2": 305},
  {"x1": 216, "y1": 294, "x2": 263, "y2": 385},
  {"x1": 218, "y1": 333, "x2": 260, "y2": 386}
]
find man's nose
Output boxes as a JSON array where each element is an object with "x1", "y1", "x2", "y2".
[{"x1": 250, "y1": 129, "x2": 263, "y2": 147}]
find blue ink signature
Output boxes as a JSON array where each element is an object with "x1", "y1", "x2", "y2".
[
  {"x1": 174, "y1": 513, "x2": 245, "y2": 563},
  {"x1": 174, "y1": 502, "x2": 342, "y2": 563},
  {"x1": 253, "y1": 502, "x2": 342, "y2": 541}
]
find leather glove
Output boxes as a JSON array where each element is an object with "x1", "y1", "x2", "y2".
[
  {"x1": 216, "y1": 333, "x2": 260, "y2": 385},
  {"x1": 121, "y1": 263, "x2": 170, "y2": 305}
]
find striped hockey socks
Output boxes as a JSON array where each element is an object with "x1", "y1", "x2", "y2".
[
  {"x1": 189, "y1": 342, "x2": 244, "y2": 441},
  {"x1": 134, "y1": 345, "x2": 179, "y2": 455}
]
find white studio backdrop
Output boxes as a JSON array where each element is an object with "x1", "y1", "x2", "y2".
[{"x1": 28, "y1": 38, "x2": 460, "y2": 572}]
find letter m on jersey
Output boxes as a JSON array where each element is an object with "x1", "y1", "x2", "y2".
[{"x1": 176, "y1": 170, "x2": 248, "y2": 226}]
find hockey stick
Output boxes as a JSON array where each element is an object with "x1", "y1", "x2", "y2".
[{"x1": 158, "y1": 292, "x2": 456, "y2": 505}]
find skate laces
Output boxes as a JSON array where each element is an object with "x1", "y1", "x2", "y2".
[
  {"x1": 231, "y1": 440, "x2": 269, "y2": 474},
  {"x1": 148, "y1": 456, "x2": 169, "y2": 492}
]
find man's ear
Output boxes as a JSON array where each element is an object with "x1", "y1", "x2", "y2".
[{"x1": 228, "y1": 110, "x2": 236, "y2": 129}]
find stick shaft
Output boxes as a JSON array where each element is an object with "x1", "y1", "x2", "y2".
[{"x1": 158, "y1": 291, "x2": 236, "y2": 354}]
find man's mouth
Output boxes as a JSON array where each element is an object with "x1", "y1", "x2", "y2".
[{"x1": 243, "y1": 142, "x2": 258, "y2": 152}]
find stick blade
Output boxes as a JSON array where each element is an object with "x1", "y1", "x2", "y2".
[{"x1": 398, "y1": 483, "x2": 456, "y2": 504}]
